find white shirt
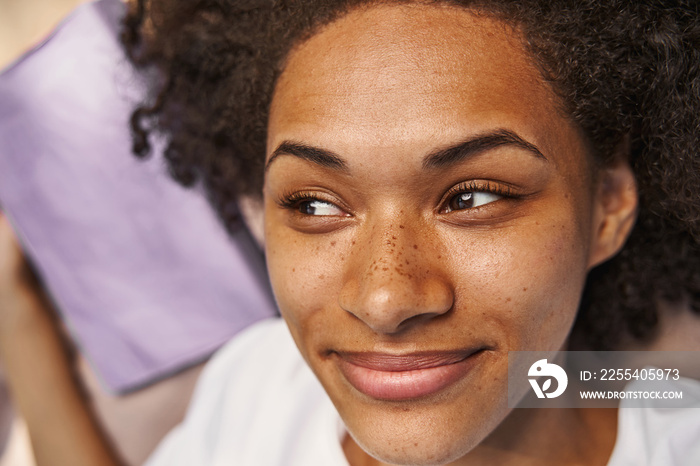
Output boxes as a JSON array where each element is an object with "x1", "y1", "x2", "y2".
[
  {"x1": 146, "y1": 318, "x2": 700, "y2": 466},
  {"x1": 145, "y1": 319, "x2": 348, "y2": 466},
  {"x1": 608, "y1": 376, "x2": 700, "y2": 465}
]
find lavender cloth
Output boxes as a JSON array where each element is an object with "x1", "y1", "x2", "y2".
[{"x1": 0, "y1": 0, "x2": 277, "y2": 393}]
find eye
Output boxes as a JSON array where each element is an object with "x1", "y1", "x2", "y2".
[
  {"x1": 440, "y1": 181, "x2": 514, "y2": 214},
  {"x1": 297, "y1": 199, "x2": 346, "y2": 216},
  {"x1": 445, "y1": 191, "x2": 502, "y2": 212},
  {"x1": 277, "y1": 190, "x2": 350, "y2": 217}
]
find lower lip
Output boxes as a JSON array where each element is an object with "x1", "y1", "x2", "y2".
[{"x1": 335, "y1": 354, "x2": 480, "y2": 401}]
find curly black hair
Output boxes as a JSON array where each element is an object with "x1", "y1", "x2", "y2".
[{"x1": 121, "y1": 0, "x2": 700, "y2": 350}]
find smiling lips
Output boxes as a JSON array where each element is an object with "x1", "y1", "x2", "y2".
[{"x1": 334, "y1": 349, "x2": 483, "y2": 400}]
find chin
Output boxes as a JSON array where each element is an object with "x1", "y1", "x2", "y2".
[
  {"x1": 345, "y1": 406, "x2": 500, "y2": 466},
  {"x1": 354, "y1": 433, "x2": 475, "y2": 466}
]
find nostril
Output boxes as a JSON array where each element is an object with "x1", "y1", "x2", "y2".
[{"x1": 395, "y1": 310, "x2": 451, "y2": 333}]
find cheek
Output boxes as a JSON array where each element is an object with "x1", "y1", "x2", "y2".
[
  {"x1": 265, "y1": 213, "x2": 350, "y2": 332},
  {"x1": 444, "y1": 217, "x2": 590, "y2": 351}
]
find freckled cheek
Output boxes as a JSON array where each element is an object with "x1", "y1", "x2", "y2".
[{"x1": 265, "y1": 229, "x2": 350, "y2": 328}]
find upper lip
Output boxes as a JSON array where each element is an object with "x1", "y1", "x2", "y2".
[{"x1": 334, "y1": 349, "x2": 484, "y2": 372}]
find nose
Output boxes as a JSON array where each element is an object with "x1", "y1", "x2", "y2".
[{"x1": 338, "y1": 223, "x2": 454, "y2": 335}]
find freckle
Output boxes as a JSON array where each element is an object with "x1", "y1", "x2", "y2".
[
  {"x1": 413, "y1": 245, "x2": 418, "y2": 250},
  {"x1": 292, "y1": 268, "x2": 295, "y2": 272},
  {"x1": 319, "y1": 274, "x2": 325, "y2": 279},
  {"x1": 340, "y1": 256, "x2": 345, "y2": 261},
  {"x1": 330, "y1": 241, "x2": 336, "y2": 246},
  {"x1": 437, "y1": 255, "x2": 442, "y2": 259},
  {"x1": 395, "y1": 267, "x2": 402, "y2": 274},
  {"x1": 523, "y1": 287, "x2": 528, "y2": 291},
  {"x1": 414, "y1": 443, "x2": 418, "y2": 447},
  {"x1": 506, "y1": 297, "x2": 512, "y2": 303},
  {"x1": 352, "y1": 240, "x2": 356, "y2": 245},
  {"x1": 399, "y1": 225, "x2": 405, "y2": 229},
  {"x1": 382, "y1": 267, "x2": 388, "y2": 271},
  {"x1": 405, "y1": 260, "x2": 409, "y2": 264}
]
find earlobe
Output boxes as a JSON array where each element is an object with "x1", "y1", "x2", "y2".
[{"x1": 587, "y1": 153, "x2": 639, "y2": 269}]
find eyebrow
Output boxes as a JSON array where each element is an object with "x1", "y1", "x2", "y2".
[
  {"x1": 266, "y1": 129, "x2": 545, "y2": 172},
  {"x1": 266, "y1": 142, "x2": 348, "y2": 172},
  {"x1": 422, "y1": 129, "x2": 546, "y2": 169}
]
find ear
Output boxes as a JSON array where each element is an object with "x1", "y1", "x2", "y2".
[{"x1": 587, "y1": 141, "x2": 638, "y2": 269}]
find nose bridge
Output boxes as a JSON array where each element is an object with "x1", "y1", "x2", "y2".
[
  {"x1": 339, "y1": 215, "x2": 454, "y2": 334},
  {"x1": 370, "y1": 221, "x2": 421, "y2": 282}
]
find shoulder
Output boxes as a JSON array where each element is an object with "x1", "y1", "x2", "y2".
[
  {"x1": 608, "y1": 376, "x2": 700, "y2": 466},
  {"x1": 203, "y1": 318, "x2": 296, "y2": 381},
  {"x1": 191, "y1": 318, "x2": 312, "y2": 408},
  {"x1": 145, "y1": 318, "x2": 340, "y2": 466},
  {"x1": 169, "y1": 317, "x2": 304, "y2": 421}
]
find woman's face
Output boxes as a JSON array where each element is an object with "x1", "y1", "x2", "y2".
[{"x1": 264, "y1": 4, "x2": 616, "y2": 465}]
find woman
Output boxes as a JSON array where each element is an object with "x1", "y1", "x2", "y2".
[{"x1": 1, "y1": 0, "x2": 699, "y2": 464}]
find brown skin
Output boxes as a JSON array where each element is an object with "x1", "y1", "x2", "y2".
[{"x1": 264, "y1": 4, "x2": 637, "y2": 466}]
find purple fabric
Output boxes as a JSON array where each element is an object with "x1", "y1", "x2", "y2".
[{"x1": 0, "y1": 0, "x2": 277, "y2": 393}]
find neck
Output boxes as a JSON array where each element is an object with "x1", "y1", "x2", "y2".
[{"x1": 470, "y1": 406, "x2": 617, "y2": 466}]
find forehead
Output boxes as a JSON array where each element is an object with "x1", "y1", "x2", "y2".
[{"x1": 268, "y1": 3, "x2": 569, "y2": 165}]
